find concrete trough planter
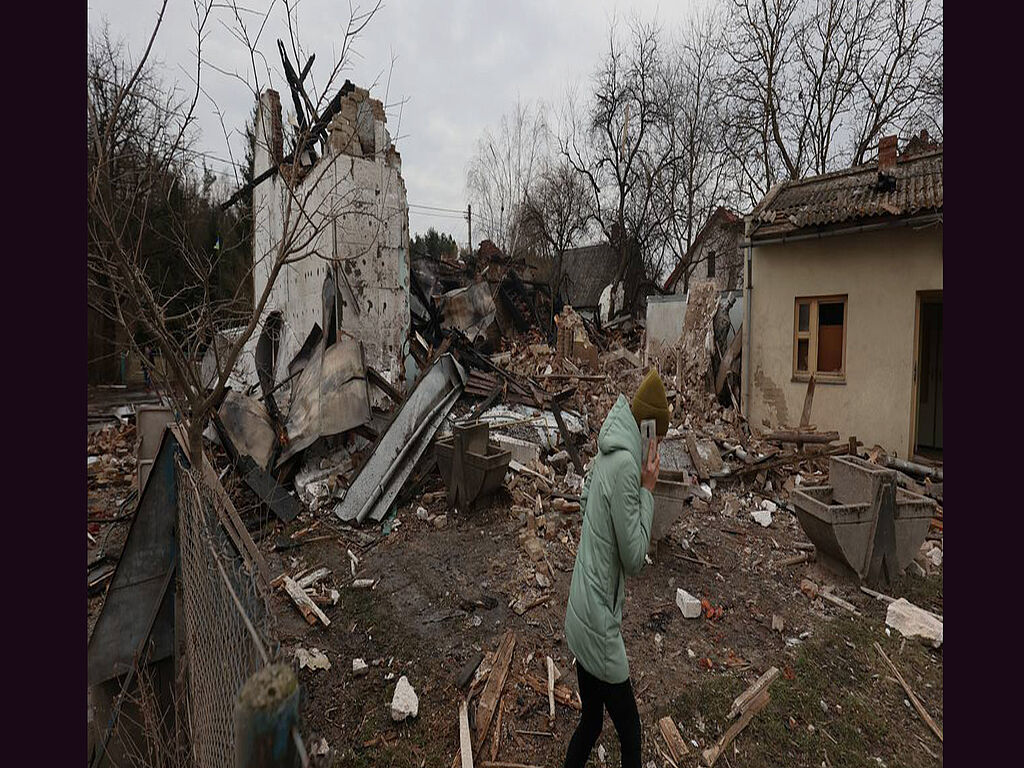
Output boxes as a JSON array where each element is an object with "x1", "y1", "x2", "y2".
[
  {"x1": 792, "y1": 456, "x2": 936, "y2": 581},
  {"x1": 436, "y1": 421, "x2": 512, "y2": 513},
  {"x1": 649, "y1": 479, "x2": 691, "y2": 552}
]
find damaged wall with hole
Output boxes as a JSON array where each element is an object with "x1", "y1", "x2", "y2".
[
  {"x1": 744, "y1": 226, "x2": 942, "y2": 455},
  {"x1": 246, "y1": 86, "x2": 410, "y2": 396}
]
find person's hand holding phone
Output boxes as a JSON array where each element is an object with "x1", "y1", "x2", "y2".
[{"x1": 641, "y1": 436, "x2": 660, "y2": 491}]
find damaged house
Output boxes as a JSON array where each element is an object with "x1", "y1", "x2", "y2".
[
  {"x1": 742, "y1": 135, "x2": 942, "y2": 457},
  {"x1": 663, "y1": 206, "x2": 744, "y2": 295},
  {"x1": 243, "y1": 84, "x2": 411, "y2": 395}
]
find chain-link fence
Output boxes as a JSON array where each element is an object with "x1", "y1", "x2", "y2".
[{"x1": 176, "y1": 459, "x2": 279, "y2": 768}]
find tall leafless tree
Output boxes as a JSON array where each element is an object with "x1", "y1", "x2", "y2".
[
  {"x1": 656, "y1": 8, "x2": 736, "y2": 294},
  {"x1": 466, "y1": 99, "x2": 550, "y2": 257},
  {"x1": 561, "y1": 15, "x2": 679, "y2": 316},
  {"x1": 721, "y1": 0, "x2": 942, "y2": 208},
  {"x1": 87, "y1": 0, "x2": 385, "y2": 460},
  {"x1": 521, "y1": 160, "x2": 592, "y2": 330}
]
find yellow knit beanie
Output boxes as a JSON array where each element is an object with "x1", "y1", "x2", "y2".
[{"x1": 631, "y1": 368, "x2": 669, "y2": 436}]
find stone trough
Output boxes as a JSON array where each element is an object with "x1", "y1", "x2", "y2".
[
  {"x1": 436, "y1": 421, "x2": 512, "y2": 513},
  {"x1": 791, "y1": 455, "x2": 935, "y2": 585}
]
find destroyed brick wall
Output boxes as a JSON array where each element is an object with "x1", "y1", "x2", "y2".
[{"x1": 247, "y1": 86, "x2": 410, "y2": 397}]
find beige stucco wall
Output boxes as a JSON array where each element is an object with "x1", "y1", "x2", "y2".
[{"x1": 744, "y1": 224, "x2": 942, "y2": 455}]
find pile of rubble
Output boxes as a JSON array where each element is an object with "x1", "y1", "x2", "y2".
[{"x1": 87, "y1": 423, "x2": 137, "y2": 489}]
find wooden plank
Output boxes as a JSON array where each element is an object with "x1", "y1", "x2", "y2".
[
  {"x1": 490, "y1": 695, "x2": 504, "y2": 763},
  {"x1": 174, "y1": 424, "x2": 272, "y2": 588},
  {"x1": 799, "y1": 375, "x2": 816, "y2": 428},
  {"x1": 459, "y1": 699, "x2": 474, "y2": 768},
  {"x1": 764, "y1": 430, "x2": 839, "y2": 444},
  {"x1": 283, "y1": 576, "x2": 330, "y2": 626},
  {"x1": 367, "y1": 366, "x2": 404, "y2": 404},
  {"x1": 474, "y1": 632, "x2": 516, "y2": 750},
  {"x1": 728, "y1": 666, "x2": 779, "y2": 719},
  {"x1": 522, "y1": 673, "x2": 581, "y2": 710},
  {"x1": 686, "y1": 434, "x2": 710, "y2": 481},
  {"x1": 873, "y1": 642, "x2": 942, "y2": 743},
  {"x1": 703, "y1": 689, "x2": 770, "y2": 766},
  {"x1": 658, "y1": 716, "x2": 690, "y2": 762},
  {"x1": 295, "y1": 567, "x2": 331, "y2": 590},
  {"x1": 546, "y1": 657, "x2": 556, "y2": 724},
  {"x1": 820, "y1": 590, "x2": 860, "y2": 615}
]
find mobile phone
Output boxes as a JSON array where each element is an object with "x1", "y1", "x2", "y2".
[{"x1": 640, "y1": 419, "x2": 656, "y2": 464}]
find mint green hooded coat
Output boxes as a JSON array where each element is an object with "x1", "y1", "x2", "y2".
[{"x1": 564, "y1": 394, "x2": 654, "y2": 684}]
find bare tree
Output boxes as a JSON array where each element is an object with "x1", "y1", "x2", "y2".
[
  {"x1": 561, "y1": 15, "x2": 678, "y2": 316},
  {"x1": 466, "y1": 99, "x2": 550, "y2": 256},
  {"x1": 657, "y1": 9, "x2": 735, "y2": 293},
  {"x1": 849, "y1": 0, "x2": 943, "y2": 164},
  {"x1": 521, "y1": 160, "x2": 591, "y2": 328},
  {"x1": 721, "y1": 0, "x2": 943, "y2": 207},
  {"x1": 87, "y1": 0, "x2": 384, "y2": 461}
]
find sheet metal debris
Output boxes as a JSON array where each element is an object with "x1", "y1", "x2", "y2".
[
  {"x1": 334, "y1": 353, "x2": 467, "y2": 524},
  {"x1": 278, "y1": 337, "x2": 372, "y2": 466}
]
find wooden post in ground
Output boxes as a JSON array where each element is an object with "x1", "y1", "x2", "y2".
[{"x1": 234, "y1": 664, "x2": 300, "y2": 768}]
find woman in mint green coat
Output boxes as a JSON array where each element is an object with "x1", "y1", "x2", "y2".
[{"x1": 563, "y1": 369, "x2": 667, "y2": 768}]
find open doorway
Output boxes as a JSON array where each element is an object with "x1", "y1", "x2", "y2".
[{"x1": 914, "y1": 292, "x2": 942, "y2": 457}]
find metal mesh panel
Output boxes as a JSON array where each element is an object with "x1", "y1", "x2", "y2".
[{"x1": 176, "y1": 459, "x2": 278, "y2": 768}]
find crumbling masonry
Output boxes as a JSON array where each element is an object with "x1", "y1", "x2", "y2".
[{"x1": 247, "y1": 84, "x2": 411, "y2": 394}]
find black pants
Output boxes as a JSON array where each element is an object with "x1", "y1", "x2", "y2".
[{"x1": 563, "y1": 662, "x2": 642, "y2": 768}]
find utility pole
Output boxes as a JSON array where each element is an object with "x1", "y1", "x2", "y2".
[{"x1": 466, "y1": 203, "x2": 472, "y2": 257}]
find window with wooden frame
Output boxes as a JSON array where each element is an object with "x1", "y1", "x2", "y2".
[{"x1": 793, "y1": 296, "x2": 847, "y2": 382}]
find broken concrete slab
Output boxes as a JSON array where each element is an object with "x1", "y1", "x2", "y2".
[
  {"x1": 886, "y1": 598, "x2": 943, "y2": 648},
  {"x1": 676, "y1": 588, "x2": 702, "y2": 619},
  {"x1": 295, "y1": 647, "x2": 331, "y2": 671},
  {"x1": 548, "y1": 450, "x2": 570, "y2": 473},
  {"x1": 391, "y1": 675, "x2": 419, "y2": 721},
  {"x1": 352, "y1": 658, "x2": 369, "y2": 677},
  {"x1": 750, "y1": 509, "x2": 773, "y2": 527},
  {"x1": 489, "y1": 432, "x2": 542, "y2": 466}
]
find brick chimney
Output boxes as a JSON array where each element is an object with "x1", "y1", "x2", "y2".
[
  {"x1": 254, "y1": 89, "x2": 284, "y2": 177},
  {"x1": 878, "y1": 135, "x2": 898, "y2": 175}
]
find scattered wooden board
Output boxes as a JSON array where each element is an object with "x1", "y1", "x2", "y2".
[
  {"x1": 820, "y1": 590, "x2": 860, "y2": 615},
  {"x1": 474, "y1": 632, "x2": 516, "y2": 750},
  {"x1": 546, "y1": 657, "x2": 556, "y2": 724},
  {"x1": 728, "y1": 666, "x2": 779, "y2": 719},
  {"x1": 296, "y1": 567, "x2": 331, "y2": 589},
  {"x1": 459, "y1": 699, "x2": 474, "y2": 768},
  {"x1": 703, "y1": 689, "x2": 770, "y2": 766},
  {"x1": 874, "y1": 642, "x2": 942, "y2": 743},
  {"x1": 283, "y1": 576, "x2": 330, "y2": 627},
  {"x1": 799, "y1": 375, "x2": 816, "y2": 428},
  {"x1": 658, "y1": 716, "x2": 690, "y2": 762},
  {"x1": 522, "y1": 673, "x2": 581, "y2": 711}
]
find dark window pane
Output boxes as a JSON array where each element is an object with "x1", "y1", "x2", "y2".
[
  {"x1": 819, "y1": 301, "x2": 844, "y2": 326},
  {"x1": 817, "y1": 326, "x2": 843, "y2": 372},
  {"x1": 797, "y1": 339, "x2": 809, "y2": 371},
  {"x1": 708, "y1": 251, "x2": 716, "y2": 278},
  {"x1": 798, "y1": 303, "x2": 810, "y2": 332}
]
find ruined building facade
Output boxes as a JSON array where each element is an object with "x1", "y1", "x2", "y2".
[{"x1": 246, "y1": 85, "x2": 411, "y2": 392}]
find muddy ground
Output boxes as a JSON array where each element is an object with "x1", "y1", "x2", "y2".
[
  {"x1": 87, "y1": 419, "x2": 943, "y2": 767},
  {"x1": 268, "y1": 469, "x2": 943, "y2": 768}
]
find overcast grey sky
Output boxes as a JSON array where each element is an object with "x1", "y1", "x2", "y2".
[{"x1": 88, "y1": 0, "x2": 708, "y2": 243}]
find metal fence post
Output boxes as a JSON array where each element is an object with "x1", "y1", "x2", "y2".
[{"x1": 233, "y1": 663, "x2": 299, "y2": 768}]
